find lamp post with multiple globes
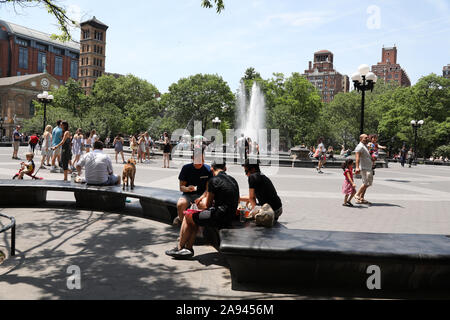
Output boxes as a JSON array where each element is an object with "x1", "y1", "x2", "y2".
[
  {"x1": 37, "y1": 91, "x2": 54, "y2": 133},
  {"x1": 351, "y1": 64, "x2": 378, "y2": 136}
]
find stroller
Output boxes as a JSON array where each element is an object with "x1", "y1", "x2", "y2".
[{"x1": 12, "y1": 162, "x2": 43, "y2": 180}]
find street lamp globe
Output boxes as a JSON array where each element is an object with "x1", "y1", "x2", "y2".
[
  {"x1": 418, "y1": 120, "x2": 425, "y2": 126},
  {"x1": 366, "y1": 72, "x2": 377, "y2": 82},
  {"x1": 351, "y1": 72, "x2": 362, "y2": 83},
  {"x1": 411, "y1": 120, "x2": 417, "y2": 126},
  {"x1": 358, "y1": 64, "x2": 371, "y2": 76}
]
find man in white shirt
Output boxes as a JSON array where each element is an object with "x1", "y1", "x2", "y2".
[
  {"x1": 355, "y1": 134, "x2": 373, "y2": 204},
  {"x1": 76, "y1": 141, "x2": 120, "y2": 186},
  {"x1": 236, "y1": 134, "x2": 245, "y2": 164}
]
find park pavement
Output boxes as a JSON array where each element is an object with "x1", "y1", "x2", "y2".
[{"x1": 1, "y1": 146, "x2": 450, "y2": 300}]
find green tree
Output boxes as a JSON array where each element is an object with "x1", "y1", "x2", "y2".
[
  {"x1": 163, "y1": 74, "x2": 235, "y2": 132},
  {"x1": 201, "y1": 0, "x2": 225, "y2": 13}
]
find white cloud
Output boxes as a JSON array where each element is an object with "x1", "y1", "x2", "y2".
[{"x1": 261, "y1": 11, "x2": 333, "y2": 28}]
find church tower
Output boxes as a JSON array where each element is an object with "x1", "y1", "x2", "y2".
[{"x1": 79, "y1": 16, "x2": 108, "y2": 95}]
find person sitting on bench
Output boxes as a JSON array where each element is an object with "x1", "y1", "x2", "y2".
[
  {"x1": 240, "y1": 159, "x2": 283, "y2": 221},
  {"x1": 166, "y1": 160, "x2": 240, "y2": 259},
  {"x1": 76, "y1": 141, "x2": 120, "y2": 186}
]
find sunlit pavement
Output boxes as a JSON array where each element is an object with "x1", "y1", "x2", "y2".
[{"x1": 1, "y1": 147, "x2": 450, "y2": 299}]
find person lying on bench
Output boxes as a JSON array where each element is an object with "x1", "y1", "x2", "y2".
[
  {"x1": 240, "y1": 159, "x2": 283, "y2": 221},
  {"x1": 76, "y1": 141, "x2": 121, "y2": 186},
  {"x1": 166, "y1": 160, "x2": 240, "y2": 259}
]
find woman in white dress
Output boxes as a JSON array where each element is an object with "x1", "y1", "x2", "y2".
[{"x1": 40, "y1": 125, "x2": 52, "y2": 169}]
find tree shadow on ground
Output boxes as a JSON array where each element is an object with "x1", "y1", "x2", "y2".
[{"x1": 0, "y1": 208, "x2": 210, "y2": 300}]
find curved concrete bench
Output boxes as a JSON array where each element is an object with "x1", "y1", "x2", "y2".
[
  {"x1": 219, "y1": 226, "x2": 450, "y2": 292},
  {"x1": 0, "y1": 180, "x2": 181, "y2": 224}
]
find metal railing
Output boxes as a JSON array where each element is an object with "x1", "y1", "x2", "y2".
[{"x1": 0, "y1": 213, "x2": 16, "y2": 257}]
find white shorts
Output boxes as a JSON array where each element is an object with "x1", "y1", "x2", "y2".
[{"x1": 361, "y1": 170, "x2": 374, "y2": 187}]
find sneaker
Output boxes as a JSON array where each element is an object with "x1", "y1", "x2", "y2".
[
  {"x1": 318, "y1": 170, "x2": 324, "y2": 174},
  {"x1": 165, "y1": 247, "x2": 181, "y2": 257},
  {"x1": 173, "y1": 248, "x2": 194, "y2": 259},
  {"x1": 59, "y1": 167, "x2": 64, "y2": 173},
  {"x1": 50, "y1": 167, "x2": 58, "y2": 173}
]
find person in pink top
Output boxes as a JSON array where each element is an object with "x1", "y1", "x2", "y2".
[{"x1": 342, "y1": 159, "x2": 357, "y2": 207}]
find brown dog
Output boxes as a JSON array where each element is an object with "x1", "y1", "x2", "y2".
[{"x1": 123, "y1": 158, "x2": 136, "y2": 190}]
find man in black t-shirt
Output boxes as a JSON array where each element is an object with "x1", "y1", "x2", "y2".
[
  {"x1": 166, "y1": 161, "x2": 240, "y2": 260},
  {"x1": 240, "y1": 159, "x2": 283, "y2": 221},
  {"x1": 174, "y1": 147, "x2": 213, "y2": 226}
]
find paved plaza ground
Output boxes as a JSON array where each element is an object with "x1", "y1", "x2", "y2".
[{"x1": 1, "y1": 146, "x2": 450, "y2": 300}]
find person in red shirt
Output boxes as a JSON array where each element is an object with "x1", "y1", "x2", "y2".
[
  {"x1": 342, "y1": 159, "x2": 357, "y2": 207},
  {"x1": 28, "y1": 133, "x2": 40, "y2": 154}
]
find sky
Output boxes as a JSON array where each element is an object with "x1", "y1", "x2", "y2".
[{"x1": 1, "y1": 0, "x2": 449, "y2": 93}]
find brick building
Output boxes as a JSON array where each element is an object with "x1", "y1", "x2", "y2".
[
  {"x1": 371, "y1": 46, "x2": 411, "y2": 87},
  {"x1": 0, "y1": 19, "x2": 80, "y2": 83},
  {"x1": 79, "y1": 17, "x2": 108, "y2": 95},
  {"x1": 303, "y1": 50, "x2": 349, "y2": 103},
  {"x1": 444, "y1": 64, "x2": 450, "y2": 79}
]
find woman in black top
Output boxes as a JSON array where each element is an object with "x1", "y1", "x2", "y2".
[
  {"x1": 240, "y1": 159, "x2": 283, "y2": 221},
  {"x1": 162, "y1": 132, "x2": 171, "y2": 168},
  {"x1": 52, "y1": 121, "x2": 72, "y2": 181}
]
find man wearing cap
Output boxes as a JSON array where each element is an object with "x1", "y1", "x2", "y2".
[
  {"x1": 166, "y1": 160, "x2": 240, "y2": 259},
  {"x1": 12, "y1": 126, "x2": 22, "y2": 160},
  {"x1": 173, "y1": 146, "x2": 213, "y2": 226}
]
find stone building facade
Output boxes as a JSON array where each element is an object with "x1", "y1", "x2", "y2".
[
  {"x1": 371, "y1": 46, "x2": 411, "y2": 87},
  {"x1": 303, "y1": 50, "x2": 349, "y2": 103},
  {"x1": 0, "y1": 73, "x2": 60, "y2": 138}
]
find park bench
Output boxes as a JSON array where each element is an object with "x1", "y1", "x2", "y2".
[
  {"x1": 0, "y1": 180, "x2": 181, "y2": 224},
  {"x1": 2, "y1": 179, "x2": 449, "y2": 293},
  {"x1": 219, "y1": 226, "x2": 450, "y2": 292}
]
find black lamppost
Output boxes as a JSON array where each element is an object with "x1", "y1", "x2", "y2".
[
  {"x1": 351, "y1": 65, "x2": 378, "y2": 135},
  {"x1": 411, "y1": 120, "x2": 424, "y2": 165},
  {"x1": 37, "y1": 91, "x2": 54, "y2": 133}
]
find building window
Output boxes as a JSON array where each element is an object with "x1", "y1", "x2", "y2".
[
  {"x1": 15, "y1": 37, "x2": 29, "y2": 46},
  {"x1": 38, "y1": 52, "x2": 47, "y2": 73},
  {"x1": 19, "y1": 47, "x2": 28, "y2": 69},
  {"x1": 29, "y1": 101, "x2": 35, "y2": 116},
  {"x1": 70, "y1": 60, "x2": 78, "y2": 79},
  {"x1": 36, "y1": 42, "x2": 48, "y2": 51},
  {"x1": 68, "y1": 51, "x2": 79, "y2": 59},
  {"x1": 83, "y1": 30, "x2": 90, "y2": 39},
  {"x1": 55, "y1": 56, "x2": 63, "y2": 76}
]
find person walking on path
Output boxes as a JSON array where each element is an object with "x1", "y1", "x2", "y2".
[
  {"x1": 71, "y1": 129, "x2": 84, "y2": 170},
  {"x1": 52, "y1": 121, "x2": 72, "y2": 181},
  {"x1": 315, "y1": 137, "x2": 327, "y2": 174},
  {"x1": 138, "y1": 133, "x2": 146, "y2": 164},
  {"x1": 400, "y1": 146, "x2": 407, "y2": 167},
  {"x1": 40, "y1": 125, "x2": 52, "y2": 169},
  {"x1": 12, "y1": 125, "x2": 23, "y2": 160},
  {"x1": 50, "y1": 120, "x2": 63, "y2": 173},
  {"x1": 407, "y1": 148, "x2": 415, "y2": 168},
  {"x1": 342, "y1": 159, "x2": 357, "y2": 207},
  {"x1": 162, "y1": 132, "x2": 171, "y2": 168},
  {"x1": 113, "y1": 134, "x2": 126, "y2": 164},
  {"x1": 354, "y1": 134, "x2": 373, "y2": 205},
  {"x1": 28, "y1": 133, "x2": 39, "y2": 154},
  {"x1": 130, "y1": 135, "x2": 138, "y2": 159}
]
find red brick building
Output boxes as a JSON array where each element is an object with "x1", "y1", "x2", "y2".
[
  {"x1": 79, "y1": 17, "x2": 108, "y2": 95},
  {"x1": 0, "y1": 20, "x2": 80, "y2": 83},
  {"x1": 303, "y1": 50, "x2": 349, "y2": 103},
  {"x1": 371, "y1": 46, "x2": 411, "y2": 87}
]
